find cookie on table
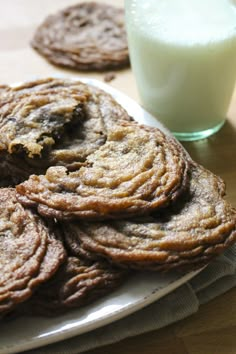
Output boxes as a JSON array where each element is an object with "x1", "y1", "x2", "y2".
[
  {"x1": 0, "y1": 77, "x2": 131, "y2": 184},
  {"x1": 16, "y1": 121, "x2": 189, "y2": 220},
  {"x1": 0, "y1": 188, "x2": 65, "y2": 316},
  {"x1": 31, "y1": 2, "x2": 129, "y2": 71},
  {"x1": 61, "y1": 163, "x2": 236, "y2": 272}
]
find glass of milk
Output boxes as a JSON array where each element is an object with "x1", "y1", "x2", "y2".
[{"x1": 125, "y1": 0, "x2": 236, "y2": 141}]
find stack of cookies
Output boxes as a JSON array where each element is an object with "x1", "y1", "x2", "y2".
[{"x1": 0, "y1": 78, "x2": 235, "y2": 318}]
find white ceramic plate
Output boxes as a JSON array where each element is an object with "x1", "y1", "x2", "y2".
[{"x1": 0, "y1": 78, "x2": 203, "y2": 354}]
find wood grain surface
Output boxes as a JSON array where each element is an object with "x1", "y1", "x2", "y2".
[{"x1": 0, "y1": 1, "x2": 235, "y2": 353}]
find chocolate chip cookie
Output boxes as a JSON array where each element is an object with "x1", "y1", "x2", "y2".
[{"x1": 31, "y1": 2, "x2": 129, "y2": 71}]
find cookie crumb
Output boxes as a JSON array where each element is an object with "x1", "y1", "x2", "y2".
[{"x1": 104, "y1": 72, "x2": 116, "y2": 83}]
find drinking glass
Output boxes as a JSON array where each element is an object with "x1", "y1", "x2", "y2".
[{"x1": 125, "y1": 0, "x2": 236, "y2": 141}]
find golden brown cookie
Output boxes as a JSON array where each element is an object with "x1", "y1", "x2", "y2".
[
  {"x1": 16, "y1": 121, "x2": 189, "y2": 220},
  {"x1": 0, "y1": 188, "x2": 66, "y2": 316},
  {"x1": 61, "y1": 164, "x2": 236, "y2": 272},
  {"x1": 0, "y1": 77, "x2": 89, "y2": 158},
  {"x1": 17, "y1": 256, "x2": 127, "y2": 316},
  {"x1": 31, "y1": 2, "x2": 129, "y2": 71},
  {"x1": 0, "y1": 78, "x2": 131, "y2": 184}
]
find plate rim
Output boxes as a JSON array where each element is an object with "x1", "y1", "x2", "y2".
[{"x1": 0, "y1": 268, "x2": 203, "y2": 354}]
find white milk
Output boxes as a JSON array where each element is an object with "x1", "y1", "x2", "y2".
[{"x1": 125, "y1": 0, "x2": 236, "y2": 138}]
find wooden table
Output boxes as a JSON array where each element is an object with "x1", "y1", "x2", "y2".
[{"x1": 0, "y1": 1, "x2": 235, "y2": 353}]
